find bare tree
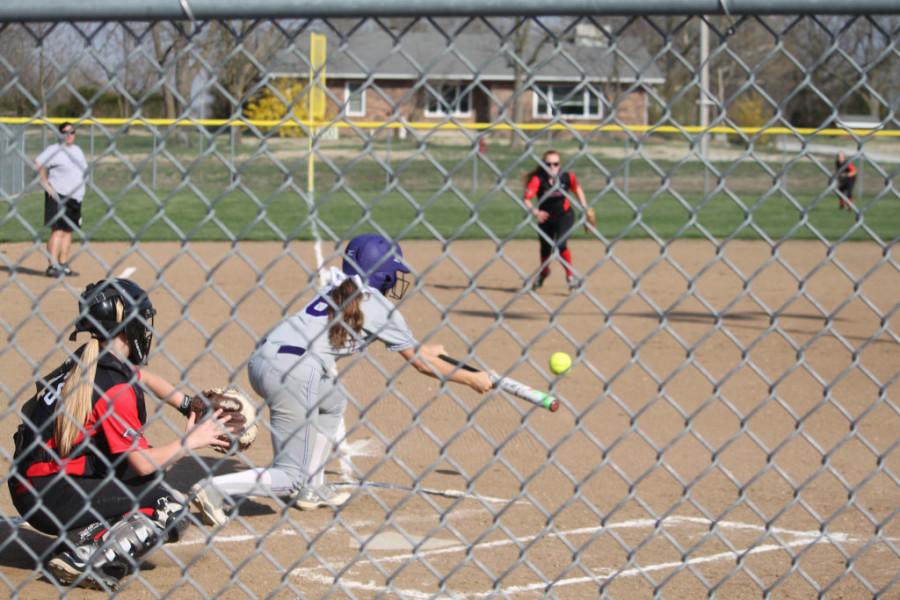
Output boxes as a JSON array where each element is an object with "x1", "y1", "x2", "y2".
[
  {"x1": 0, "y1": 26, "x2": 36, "y2": 114},
  {"x1": 208, "y1": 20, "x2": 282, "y2": 146},
  {"x1": 505, "y1": 18, "x2": 554, "y2": 146}
]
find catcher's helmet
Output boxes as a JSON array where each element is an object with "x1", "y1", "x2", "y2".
[
  {"x1": 72, "y1": 278, "x2": 156, "y2": 364},
  {"x1": 342, "y1": 234, "x2": 410, "y2": 298}
]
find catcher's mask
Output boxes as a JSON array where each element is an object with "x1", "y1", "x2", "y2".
[
  {"x1": 342, "y1": 233, "x2": 411, "y2": 299},
  {"x1": 70, "y1": 278, "x2": 156, "y2": 365}
]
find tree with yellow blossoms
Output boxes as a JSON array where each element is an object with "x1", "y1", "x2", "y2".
[{"x1": 243, "y1": 80, "x2": 308, "y2": 137}]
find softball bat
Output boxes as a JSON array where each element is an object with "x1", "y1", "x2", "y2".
[{"x1": 438, "y1": 354, "x2": 559, "y2": 412}]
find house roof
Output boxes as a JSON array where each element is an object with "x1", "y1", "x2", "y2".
[{"x1": 268, "y1": 29, "x2": 664, "y2": 85}]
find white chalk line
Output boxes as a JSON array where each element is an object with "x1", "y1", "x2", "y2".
[
  {"x1": 173, "y1": 507, "x2": 491, "y2": 548},
  {"x1": 336, "y1": 438, "x2": 382, "y2": 482},
  {"x1": 472, "y1": 538, "x2": 819, "y2": 597},
  {"x1": 118, "y1": 266, "x2": 136, "y2": 278},
  {"x1": 288, "y1": 515, "x2": 896, "y2": 597},
  {"x1": 333, "y1": 480, "x2": 523, "y2": 505}
]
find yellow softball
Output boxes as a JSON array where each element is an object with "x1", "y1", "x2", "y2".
[{"x1": 549, "y1": 352, "x2": 572, "y2": 375}]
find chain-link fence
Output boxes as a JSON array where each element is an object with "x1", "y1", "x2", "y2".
[{"x1": 0, "y1": 2, "x2": 898, "y2": 597}]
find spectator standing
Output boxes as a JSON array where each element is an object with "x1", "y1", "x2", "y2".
[{"x1": 35, "y1": 122, "x2": 87, "y2": 277}]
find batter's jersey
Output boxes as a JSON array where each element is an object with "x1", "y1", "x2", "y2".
[
  {"x1": 35, "y1": 143, "x2": 88, "y2": 201},
  {"x1": 263, "y1": 283, "x2": 417, "y2": 371}
]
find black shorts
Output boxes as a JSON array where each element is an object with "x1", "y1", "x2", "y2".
[
  {"x1": 838, "y1": 180, "x2": 855, "y2": 197},
  {"x1": 9, "y1": 473, "x2": 172, "y2": 536},
  {"x1": 538, "y1": 207, "x2": 575, "y2": 256},
  {"x1": 44, "y1": 192, "x2": 82, "y2": 232}
]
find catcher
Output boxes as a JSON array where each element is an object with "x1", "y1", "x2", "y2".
[
  {"x1": 522, "y1": 149, "x2": 595, "y2": 293},
  {"x1": 190, "y1": 234, "x2": 492, "y2": 526},
  {"x1": 7, "y1": 278, "x2": 234, "y2": 590}
]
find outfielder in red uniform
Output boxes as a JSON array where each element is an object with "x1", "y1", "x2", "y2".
[
  {"x1": 522, "y1": 150, "x2": 591, "y2": 292},
  {"x1": 8, "y1": 278, "x2": 230, "y2": 590},
  {"x1": 834, "y1": 152, "x2": 858, "y2": 211}
]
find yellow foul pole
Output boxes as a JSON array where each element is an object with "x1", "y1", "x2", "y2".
[
  {"x1": 308, "y1": 32, "x2": 327, "y2": 201},
  {"x1": 308, "y1": 32, "x2": 327, "y2": 280}
]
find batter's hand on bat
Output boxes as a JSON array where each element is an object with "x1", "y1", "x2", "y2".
[{"x1": 468, "y1": 371, "x2": 493, "y2": 393}]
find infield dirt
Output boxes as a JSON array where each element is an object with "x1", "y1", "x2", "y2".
[{"x1": 0, "y1": 239, "x2": 896, "y2": 597}]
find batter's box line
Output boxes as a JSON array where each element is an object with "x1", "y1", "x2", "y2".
[
  {"x1": 170, "y1": 506, "x2": 497, "y2": 547},
  {"x1": 333, "y1": 480, "x2": 529, "y2": 505},
  {"x1": 289, "y1": 515, "x2": 896, "y2": 597}
]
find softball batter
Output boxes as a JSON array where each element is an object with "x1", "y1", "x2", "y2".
[
  {"x1": 522, "y1": 150, "x2": 593, "y2": 292},
  {"x1": 191, "y1": 234, "x2": 493, "y2": 525},
  {"x1": 9, "y1": 278, "x2": 230, "y2": 589}
]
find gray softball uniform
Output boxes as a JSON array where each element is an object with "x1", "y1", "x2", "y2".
[
  {"x1": 208, "y1": 282, "x2": 417, "y2": 499},
  {"x1": 35, "y1": 143, "x2": 88, "y2": 201}
]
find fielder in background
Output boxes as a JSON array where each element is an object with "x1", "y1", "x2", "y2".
[
  {"x1": 190, "y1": 234, "x2": 493, "y2": 525},
  {"x1": 35, "y1": 122, "x2": 88, "y2": 278},
  {"x1": 522, "y1": 149, "x2": 595, "y2": 292},
  {"x1": 8, "y1": 278, "x2": 231, "y2": 590},
  {"x1": 834, "y1": 151, "x2": 858, "y2": 211}
]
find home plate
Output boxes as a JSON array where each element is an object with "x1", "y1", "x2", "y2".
[{"x1": 351, "y1": 530, "x2": 459, "y2": 551}]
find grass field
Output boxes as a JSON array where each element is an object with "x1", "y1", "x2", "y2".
[{"x1": 2, "y1": 130, "x2": 897, "y2": 243}]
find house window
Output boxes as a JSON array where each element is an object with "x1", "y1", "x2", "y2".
[
  {"x1": 425, "y1": 84, "x2": 472, "y2": 117},
  {"x1": 344, "y1": 81, "x2": 366, "y2": 116},
  {"x1": 533, "y1": 85, "x2": 603, "y2": 119}
]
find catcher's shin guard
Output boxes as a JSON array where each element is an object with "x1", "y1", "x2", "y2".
[
  {"x1": 47, "y1": 513, "x2": 162, "y2": 589},
  {"x1": 96, "y1": 512, "x2": 162, "y2": 570},
  {"x1": 152, "y1": 496, "x2": 189, "y2": 542}
]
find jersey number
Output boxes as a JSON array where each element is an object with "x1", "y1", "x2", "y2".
[{"x1": 305, "y1": 297, "x2": 329, "y2": 317}]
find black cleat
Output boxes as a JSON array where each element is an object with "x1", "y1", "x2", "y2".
[{"x1": 46, "y1": 548, "x2": 127, "y2": 591}]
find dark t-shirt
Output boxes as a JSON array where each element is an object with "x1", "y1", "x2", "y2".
[{"x1": 524, "y1": 171, "x2": 580, "y2": 215}]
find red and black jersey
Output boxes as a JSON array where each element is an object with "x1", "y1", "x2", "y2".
[
  {"x1": 837, "y1": 162, "x2": 858, "y2": 188},
  {"x1": 12, "y1": 345, "x2": 149, "y2": 481},
  {"x1": 524, "y1": 171, "x2": 580, "y2": 214}
]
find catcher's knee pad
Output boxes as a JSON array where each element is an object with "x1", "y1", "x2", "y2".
[
  {"x1": 95, "y1": 513, "x2": 161, "y2": 571},
  {"x1": 152, "y1": 496, "x2": 188, "y2": 543}
]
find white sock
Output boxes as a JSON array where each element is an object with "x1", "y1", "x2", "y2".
[
  {"x1": 208, "y1": 468, "x2": 295, "y2": 498},
  {"x1": 307, "y1": 430, "x2": 331, "y2": 488}
]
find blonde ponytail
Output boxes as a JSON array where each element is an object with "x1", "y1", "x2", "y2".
[
  {"x1": 55, "y1": 338, "x2": 100, "y2": 458},
  {"x1": 328, "y1": 278, "x2": 365, "y2": 348},
  {"x1": 55, "y1": 300, "x2": 122, "y2": 458}
]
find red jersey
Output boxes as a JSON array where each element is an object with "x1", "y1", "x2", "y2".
[
  {"x1": 524, "y1": 171, "x2": 580, "y2": 213},
  {"x1": 12, "y1": 346, "x2": 149, "y2": 481}
]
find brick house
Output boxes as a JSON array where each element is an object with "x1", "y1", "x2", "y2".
[{"x1": 267, "y1": 25, "x2": 663, "y2": 127}]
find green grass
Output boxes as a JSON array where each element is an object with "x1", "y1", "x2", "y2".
[{"x1": 4, "y1": 133, "x2": 897, "y2": 243}]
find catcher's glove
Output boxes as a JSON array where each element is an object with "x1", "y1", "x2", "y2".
[
  {"x1": 190, "y1": 387, "x2": 258, "y2": 453},
  {"x1": 584, "y1": 206, "x2": 597, "y2": 232}
]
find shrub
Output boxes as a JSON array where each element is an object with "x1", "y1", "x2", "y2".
[{"x1": 243, "y1": 80, "x2": 309, "y2": 137}]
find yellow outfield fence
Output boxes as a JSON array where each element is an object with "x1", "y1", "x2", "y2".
[{"x1": 0, "y1": 116, "x2": 897, "y2": 138}]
